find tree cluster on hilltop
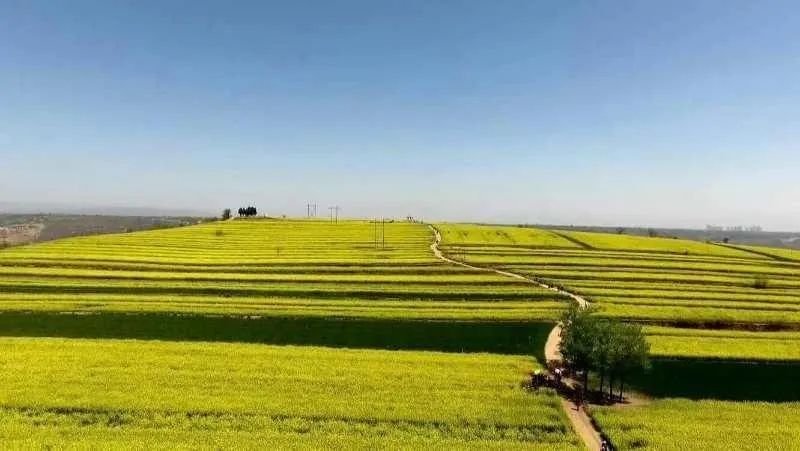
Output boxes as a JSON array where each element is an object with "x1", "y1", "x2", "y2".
[{"x1": 238, "y1": 206, "x2": 258, "y2": 217}]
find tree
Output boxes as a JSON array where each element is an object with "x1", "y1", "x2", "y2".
[
  {"x1": 559, "y1": 303, "x2": 600, "y2": 393},
  {"x1": 221, "y1": 208, "x2": 232, "y2": 220},
  {"x1": 607, "y1": 322, "x2": 650, "y2": 401},
  {"x1": 591, "y1": 320, "x2": 616, "y2": 396},
  {"x1": 559, "y1": 304, "x2": 650, "y2": 401},
  {"x1": 237, "y1": 206, "x2": 258, "y2": 217}
]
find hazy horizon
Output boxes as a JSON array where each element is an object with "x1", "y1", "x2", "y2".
[
  {"x1": 2, "y1": 1, "x2": 798, "y2": 231},
  {"x1": 1, "y1": 200, "x2": 795, "y2": 233}
]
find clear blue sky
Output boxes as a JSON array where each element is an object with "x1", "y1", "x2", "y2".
[{"x1": 1, "y1": 1, "x2": 798, "y2": 229}]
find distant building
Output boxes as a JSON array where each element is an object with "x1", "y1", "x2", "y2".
[{"x1": 708, "y1": 224, "x2": 763, "y2": 233}]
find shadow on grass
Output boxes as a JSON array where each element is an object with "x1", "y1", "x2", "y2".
[
  {"x1": 628, "y1": 358, "x2": 800, "y2": 402},
  {"x1": 0, "y1": 312, "x2": 552, "y2": 359}
]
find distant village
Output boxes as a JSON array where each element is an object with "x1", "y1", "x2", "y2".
[
  {"x1": 705, "y1": 224, "x2": 763, "y2": 233},
  {"x1": 0, "y1": 223, "x2": 44, "y2": 246}
]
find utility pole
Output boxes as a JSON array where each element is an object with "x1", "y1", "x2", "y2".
[
  {"x1": 373, "y1": 218, "x2": 378, "y2": 248},
  {"x1": 328, "y1": 206, "x2": 340, "y2": 223},
  {"x1": 371, "y1": 218, "x2": 386, "y2": 249}
]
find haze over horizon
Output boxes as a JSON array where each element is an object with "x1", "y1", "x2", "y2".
[{"x1": 2, "y1": 1, "x2": 798, "y2": 230}]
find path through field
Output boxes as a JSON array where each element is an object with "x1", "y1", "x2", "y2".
[{"x1": 428, "y1": 225, "x2": 602, "y2": 451}]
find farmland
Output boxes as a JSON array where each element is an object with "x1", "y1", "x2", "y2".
[
  {"x1": 0, "y1": 338, "x2": 579, "y2": 449},
  {"x1": 592, "y1": 399, "x2": 800, "y2": 450},
  {"x1": 2, "y1": 218, "x2": 799, "y2": 448},
  {"x1": 0, "y1": 220, "x2": 564, "y2": 322},
  {"x1": 729, "y1": 243, "x2": 800, "y2": 262},
  {"x1": 0, "y1": 219, "x2": 579, "y2": 448},
  {"x1": 645, "y1": 326, "x2": 800, "y2": 361},
  {"x1": 436, "y1": 223, "x2": 800, "y2": 449},
  {"x1": 437, "y1": 225, "x2": 800, "y2": 327}
]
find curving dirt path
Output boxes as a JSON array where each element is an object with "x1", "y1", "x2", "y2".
[
  {"x1": 428, "y1": 226, "x2": 589, "y2": 308},
  {"x1": 428, "y1": 225, "x2": 602, "y2": 451}
]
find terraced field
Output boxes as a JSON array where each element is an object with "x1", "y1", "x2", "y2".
[
  {"x1": 4, "y1": 219, "x2": 798, "y2": 448},
  {"x1": 438, "y1": 225, "x2": 800, "y2": 327},
  {"x1": 727, "y1": 243, "x2": 800, "y2": 262},
  {"x1": 0, "y1": 220, "x2": 565, "y2": 321},
  {"x1": 436, "y1": 223, "x2": 800, "y2": 449},
  {"x1": 0, "y1": 219, "x2": 579, "y2": 447}
]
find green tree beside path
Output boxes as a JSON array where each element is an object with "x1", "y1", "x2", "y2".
[{"x1": 559, "y1": 303, "x2": 650, "y2": 402}]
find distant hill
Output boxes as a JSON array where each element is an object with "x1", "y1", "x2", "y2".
[
  {"x1": 0, "y1": 213, "x2": 205, "y2": 245},
  {"x1": 0, "y1": 202, "x2": 213, "y2": 218}
]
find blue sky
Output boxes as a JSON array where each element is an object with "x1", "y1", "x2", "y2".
[{"x1": 1, "y1": 1, "x2": 798, "y2": 229}]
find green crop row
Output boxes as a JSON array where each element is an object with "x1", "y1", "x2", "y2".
[
  {"x1": 0, "y1": 260, "x2": 478, "y2": 274},
  {"x1": 442, "y1": 246, "x2": 777, "y2": 266},
  {"x1": 516, "y1": 269, "x2": 800, "y2": 288},
  {"x1": 599, "y1": 303, "x2": 800, "y2": 325},
  {"x1": 499, "y1": 259, "x2": 800, "y2": 277},
  {"x1": 0, "y1": 293, "x2": 566, "y2": 320},
  {"x1": 0, "y1": 278, "x2": 554, "y2": 297},
  {"x1": 725, "y1": 244, "x2": 800, "y2": 262},
  {"x1": 553, "y1": 230, "x2": 766, "y2": 258},
  {"x1": 595, "y1": 296, "x2": 800, "y2": 313},
  {"x1": 645, "y1": 327, "x2": 800, "y2": 361},
  {"x1": 0, "y1": 266, "x2": 519, "y2": 283},
  {"x1": 572, "y1": 285, "x2": 800, "y2": 301}
]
